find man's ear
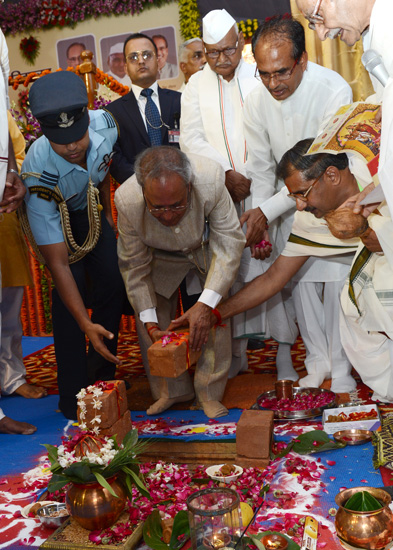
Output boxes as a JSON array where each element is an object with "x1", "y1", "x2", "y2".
[
  {"x1": 238, "y1": 31, "x2": 245, "y2": 49},
  {"x1": 179, "y1": 62, "x2": 186, "y2": 75},
  {"x1": 299, "y1": 50, "x2": 308, "y2": 72},
  {"x1": 325, "y1": 165, "x2": 341, "y2": 186}
]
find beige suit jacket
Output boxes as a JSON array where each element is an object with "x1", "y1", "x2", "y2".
[{"x1": 115, "y1": 153, "x2": 245, "y2": 313}]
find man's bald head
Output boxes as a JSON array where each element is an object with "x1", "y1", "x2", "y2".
[{"x1": 296, "y1": 0, "x2": 375, "y2": 46}]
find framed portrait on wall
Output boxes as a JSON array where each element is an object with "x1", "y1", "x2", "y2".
[
  {"x1": 140, "y1": 25, "x2": 178, "y2": 80},
  {"x1": 99, "y1": 33, "x2": 132, "y2": 87},
  {"x1": 56, "y1": 34, "x2": 97, "y2": 70}
]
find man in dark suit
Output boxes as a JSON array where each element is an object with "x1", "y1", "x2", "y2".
[{"x1": 105, "y1": 33, "x2": 181, "y2": 184}]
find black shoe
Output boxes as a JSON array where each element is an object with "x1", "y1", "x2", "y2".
[{"x1": 247, "y1": 338, "x2": 266, "y2": 351}]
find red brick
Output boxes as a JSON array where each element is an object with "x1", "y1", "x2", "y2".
[
  {"x1": 236, "y1": 410, "x2": 274, "y2": 458},
  {"x1": 148, "y1": 330, "x2": 201, "y2": 378},
  {"x1": 77, "y1": 380, "x2": 128, "y2": 429},
  {"x1": 99, "y1": 410, "x2": 132, "y2": 445}
]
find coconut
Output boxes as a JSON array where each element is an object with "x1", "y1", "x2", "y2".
[{"x1": 324, "y1": 207, "x2": 368, "y2": 240}]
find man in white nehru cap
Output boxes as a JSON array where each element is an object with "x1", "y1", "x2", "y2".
[
  {"x1": 107, "y1": 42, "x2": 131, "y2": 87},
  {"x1": 180, "y1": 9, "x2": 272, "y2": 378}
]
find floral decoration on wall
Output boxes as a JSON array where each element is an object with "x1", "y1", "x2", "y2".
[
  {"x1": 179, "y1": 0, "x2": 201, "y2": 40},
  {"x1": 19, "y1": 35, "x2": 40, "y2": 65},
  {"x1": 0, "y1": 0, "x2": 176, "y2": 36},
  {"x1": 238, "y1": 19, "x2": 259, "y2": 39}
]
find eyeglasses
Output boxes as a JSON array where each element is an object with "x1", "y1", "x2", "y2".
[
  {"x1": 144, "y1": 185, "x2": 191, "y2": 214},
  {"x1": 126, "y1": 50, "x2": 156, "y2": 64},
  {"x1": 255, "y1": 58, "x2": 299, "y2": 84},
  {"x1": 205, "y1": 41, "x2": 238, "y2": 59},
  {"x1": 306, "y1": 0, "x2": 324, "y2": 30},
  {"x1": 287, "y1": 172, "x2": 324, "y2": 202}
]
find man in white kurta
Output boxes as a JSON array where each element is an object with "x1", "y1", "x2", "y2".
[
  {"x1": 171, "y1": 142, "x2": 393, "y2": 401},
  {"x1": 242, "y1": 16, "x2": 361, "y2": 392},
  {"x1": 180, "y1": 9, "x2": 284, "y2": 378}
]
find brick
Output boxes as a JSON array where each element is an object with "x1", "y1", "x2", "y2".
[
  {"x1": 236, "y1": 410, "x2": 274, "y2": 458},
  {"x1": 148, "y1": 329, "x2": 201, "y2": 378},
  {"x1": 77, "y1": 380, "x2": 128, "y2": 429},
  {"x1": 99, "y1": 410, "x2": 132, "y2": 444}
]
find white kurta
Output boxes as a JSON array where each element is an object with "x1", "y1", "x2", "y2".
[
  {"x1": 238, "y1": 62, "x2": 353, "y2": 350},
  {"x1": 180, "y1": 59, "x2": 258, "y2": 178},
  {"x1": 363, "y1": 0, "x2": 393, "y2": 222},
  {"x1": 340, "y1": 203, "x2": 393, "y2": 401}
]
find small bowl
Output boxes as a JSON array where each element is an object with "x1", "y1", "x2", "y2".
[
  {"x1": 205, "y1": 464, "x2": 243, "y2": 483},
  {"x1": 333, "y1": 429, "x2": 373, "y2": 445},
  {"x1": 36, "y1": 503, "x2": 69, "y2": 529},
  {"x1": 261, "y1": 533, "x2": 289, "y2": 550}
]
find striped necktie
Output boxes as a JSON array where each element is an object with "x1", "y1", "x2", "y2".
[{"x1": 140, "y1": 88, "x2": 162, "y2": 146}]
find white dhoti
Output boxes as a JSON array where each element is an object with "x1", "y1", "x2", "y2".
[{"x1": 0, "y1": 287, "x2": 26, "y2": 394}]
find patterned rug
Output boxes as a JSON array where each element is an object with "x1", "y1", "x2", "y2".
[{"x1": 24, "y1": 326, "x2": 307, "y2": 394}]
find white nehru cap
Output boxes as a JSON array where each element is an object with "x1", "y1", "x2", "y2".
[
  {"x1": 202, "y1": 9, "x2": 236, "y2": 44},
  {"x1": 109, "y1": 42, "x2": 124, "y2": 56}
]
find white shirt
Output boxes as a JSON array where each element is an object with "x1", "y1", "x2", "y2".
[
  {"x1": 244, "y1": 61, "x2": 354, "y2": 281},
  {"x1": 131, "y1": 81, "x2": 161, "y2": 133},
  {"x1": 0, "y1": 29, "x2": 9, "y2": 201},
  {"x1": 180, "y1": 60, "x2": 258, "y2": 175}
]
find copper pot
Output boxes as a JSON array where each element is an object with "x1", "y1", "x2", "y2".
[
  {"x1": 65, "y1": 475, "x2": 127, "y2": 531},
  {"x1": 335, "y1": 487, "x2": 393, "y2": 549}
]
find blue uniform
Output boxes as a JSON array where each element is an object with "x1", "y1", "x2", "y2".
[
  {"x1": 22, "y1": 110, "x2": 117, "y2": 245},
  {"x1": 21, "y1": 109, "x2": 128, "y2": 420}
]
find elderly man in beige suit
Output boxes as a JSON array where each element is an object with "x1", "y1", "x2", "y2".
[{"x1": 115, "y1": 146, "x2": 245, "y2": 418}]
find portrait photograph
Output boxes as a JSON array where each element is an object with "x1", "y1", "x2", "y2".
[
  {"x1": 140, "y1": 25, "x2": 178, "y2": 80},
  {"x1": 56, "y1": 34, "x2": 97, "y2": 70}
]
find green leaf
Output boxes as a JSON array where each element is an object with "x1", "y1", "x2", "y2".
[
  {"x1": 123, "y1": 466, "x2": 150, "y2": 498},
  {"x1": 251, "y1": 532, "x2": 300, "y2": 550},
  {"x1": 248, "y1": 534, "x2": 266, "y2": 550},
  {"x1": 42, "y1": 443, "x2": 59, "y2": 465},
  {"x1": 94, "y1": 472, "x2": 119, "y2": 498},
  {"x1": 143, "y1": 510, "x2": 169, "y2": 550},
  {"x1": 47, "y1": 474, "x2": 69, "y2": 494},
  {"x1": 169, "y1": 511, "x2": 190, "y2": 549},
  {"x1": 64, "y1": 461, "x2": 93, "y2": 482},
  {"x1": 345, "y1": 491, "x2": 382, "y2": 511},
  {"x1": 123, "y1": 429, "x2": 138, "y2": 449},
  {"x1": 273, "y1": 430, "x2": 346, "y2": 458}
]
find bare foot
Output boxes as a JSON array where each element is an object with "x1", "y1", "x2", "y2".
[
  {"x1": 146, "y1": 392, "x2": 195, "y2": 415},
  {"x1": 0, "y1": 416, "x2": 37, "y2": 434},
  {"x1": 13, "y1": 383, "x2": 47, "y2": 399}
]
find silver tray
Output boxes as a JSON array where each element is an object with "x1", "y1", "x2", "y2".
[{"x1": 256, "y1": 387, "x2": 337, "y2": 421}]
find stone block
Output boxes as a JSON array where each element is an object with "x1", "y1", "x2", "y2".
[
  {"x1": 148, "y1": 329, "x2": 201, "y2": 378},
  {"x1": 236, "y1": 410, "x2": 274, "y2": 459}
]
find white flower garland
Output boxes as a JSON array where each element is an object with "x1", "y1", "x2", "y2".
[
  {"x1": 76, "y1": 384, "x2": 105, "y2": 434},
  {"x1": 57, "y1": 438, "x2": 117, "y2": 468}
]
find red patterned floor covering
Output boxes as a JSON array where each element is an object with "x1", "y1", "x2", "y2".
[{"x1": 24, "y1": 332, "x2": 308, "y2": 394}]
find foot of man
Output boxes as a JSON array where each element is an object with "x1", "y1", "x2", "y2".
[
  {"x1": 298, "y1": 372, "x2": 331, "y2": 388},
  {"x1": 276, "y1": 343, "x2": 299, "y2": 382},
  {"x1": 13, "y1": 383, "x2": 47, "y2": 399},
  {"x1": 146, "y1": 392, "x2": 195, "y2": 415},
  {"x1": 0, "y1": 416, "x2": 37, "y2": 434},
  {"x1": 201, "y1": 400, "x2": 228, "y2": 418},
  {"x1": 331, "y1": 375, "x2": 357, "y2": 393}
]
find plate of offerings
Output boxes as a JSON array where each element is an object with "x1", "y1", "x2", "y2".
[{"x1": 256, "y1": 387, "x2": 336, "y2": 420}]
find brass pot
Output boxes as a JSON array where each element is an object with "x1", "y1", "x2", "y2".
[
  {"x1": 65, "y1": 475, "x2": 127, "y2": 531},
  {"x1": 335, "y1": 487, "x2": 393, "y2": 549}
]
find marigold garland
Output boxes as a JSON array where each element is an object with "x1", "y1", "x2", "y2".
[
  {"x1": 238, "y1": 19, "x2": 259, "y2": 39},
  {"x1": 179, "y1": 0, "x2": 201, "y2": 40}
]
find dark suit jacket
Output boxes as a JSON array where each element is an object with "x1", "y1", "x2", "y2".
[{"x1": 105, "y1": 86, "x2": 181, "y2": 184}]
